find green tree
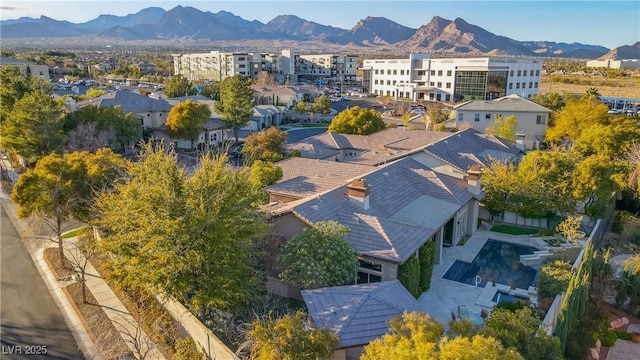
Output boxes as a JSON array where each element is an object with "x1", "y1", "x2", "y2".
[
  {"x1": 165, "y1": 100, "x2": 211, "y2": 149},
  {"x1": 424, "y1": 103, "x2": 449, "y2": 130},
  {"x1": 545, "y1": 97, "x2": 610, "y2": 143},
  {"x1": 312, "y1": 95, "x2": 332, "y2": 114},
  {"x1": 164, "y1": 74, "x2": 196, "y2": 98},
  {"x1": 0, "y1": 66, "x2": 41, "y2": 120},
  {"x1": 242, "y1": 126, "x2": 288, "y2": 164},
  {"x1": 438, "y1": 335, "x2": 523, "y2": 360},
  {"x1": 249, "y1": 160, "x2": 283, "y2": 189},
  {"x1": 294, "y1": 101, "x2": 309, "y2": 114},
  {"x1": 62, "y1": 105, "x2": 141, "y2": 152},
  {"x1": 248, "y1": 311, "x2": 339, "y2": 360},
  {"x1": 200, "y1": 81, "x2": 220, "y2": 100},
  {"x1": 485, "y1": 114, "x2": 517, "y2": 141},
  {"x1": 215, "y1": 75, "x2": 255, "y2": 144},
  {"x1": 96, "y1": 144, "x2": 267, "y2": 312},
  {"x1": 11, "y1": 150, "x2": 127, "y2": 261},
  {"x1": 361, "y1": 312, "x2": 522, "y2": 360},
  {"x1": 279, "y1": 221, "x2": 359, "y2": 289},
  {"x1": 537, "y1": 260, "x2": 573, "y2": 299},
  {"x1": 482, "y1": 307, "x2": 563, "y2": 360},
  {"x1": 571, "y1": 155, "x2": 626, "y2": 218},
  {"x1": 572, "y1": 119, "x2": 640, "y2": 159},
  {"x1": 530, "y1": 92, "x2": 565, "y2": 112},
  {"x1": 480, "y1": 161, "x2": 521, "y2": 221},
  {"x1": 0, "y1": 90, "x2": 64, "y2": 163},
  {"x1": 398, "y1": 255, "x2": 421, "y2": 298},
  {"x1": 328, "y1": 106, "x2": 386, "y2": 135}
]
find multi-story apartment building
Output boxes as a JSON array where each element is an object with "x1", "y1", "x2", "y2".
[
  {"x1": 173, "y1": 50, "x2": 357, "y2": 84},
  {"x1": 362, "y1": 55, "x2": 542, "y2": 103}
]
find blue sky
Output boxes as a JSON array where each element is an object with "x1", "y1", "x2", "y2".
[{"x1": 1, "y1": 1, "x2": 638, "y2": 49}]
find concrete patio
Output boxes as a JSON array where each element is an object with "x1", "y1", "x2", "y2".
[{"x1": 416, "y1": 228, "x2": 548, "y2": 325}]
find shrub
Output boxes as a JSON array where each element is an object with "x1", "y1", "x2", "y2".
[
  {"x1": 615, "y1": 330, "x2": 632, "y2": 341},
  {"x1": 612, "y1": 211, "x2": 625, "y2": 234},
  {"x1": 494, "y1": 301, "x2": 528, "y2": 313},
  {"x1": 537, "y1": 260, "x2": 572, "y2": 299},
  {"x1": 600, "y1": 330, "x2": 617, "y2": 347},
  {"x1": 419, "y1": 241, "x2": 435, "y2": 292},
  {"x1": 398, "y1": 255, "x2": 421, "y2": 298}
]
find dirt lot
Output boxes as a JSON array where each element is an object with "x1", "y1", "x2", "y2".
[{"x1": 541, "y1": 76, "x2": 640, "y2": 99}]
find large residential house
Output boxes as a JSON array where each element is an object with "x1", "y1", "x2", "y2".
[
  {"x1": 74, "y1": 90, "x2": 173, "y2": 129},
  {"x1": 285, "y1": 127, "x2": 522, "y2": 173},
  {"x1": 266, "y1": 128, "x2": 522, "y2": 359},
  {"x1": 452, "y1": 94, "x2": 552, "y2": 149},
  {"x1": 252, "y1": 85, "x2": 308, "y2": 108},
  {"x1": 173, "y1": 49, "x2": 357, "y2": 84},
  {"x1": 0, "y1": 57, "x2": 50, "y2": 80},
  {"x1": 361, "y1": 55, "x2": 542, "y2": 102}
]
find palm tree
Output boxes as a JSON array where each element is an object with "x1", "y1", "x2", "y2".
[{"x1": 584, "y1": 87, "x2": 601, "y2": 105}]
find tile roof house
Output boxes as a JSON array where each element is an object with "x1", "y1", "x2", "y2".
[
  {"x1": 452, "y1": 94, "x2": 552, "y2": 150},
  {"x1": 76, "y1": 90, "x2": 173, "y2": 129},
  {"x1": 271, "y1": 157, "x2": 483, "y2": 284},
  {"x1": 302, "y1": 280, "x2": 417, "y2": 359},
  {"x1": 285, "y1": 128, "x2": 449, "y2": 165}
]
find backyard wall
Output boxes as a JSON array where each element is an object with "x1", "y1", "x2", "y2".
[
  {"x1": 154, "y1": 293, "x2": 238, "y2": 360},
  {"x1": 502, "y1": 211, "x2": 548, "y2": 228},
  {"x1": 541, "y1": 219, "x2": 602, "y2": 336}
]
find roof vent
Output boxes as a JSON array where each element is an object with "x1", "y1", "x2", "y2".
[
  {"x1": 383, "y1": 172, "x2": 389, "y2": 177},
  {"x1": 311, "y1": 205, "x2": 320, "y2": 211}
]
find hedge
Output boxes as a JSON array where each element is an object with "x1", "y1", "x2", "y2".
[
  {"x1": 399, "y1": 255, "x2": 421, "y2": 298},
  {"x1": 419, "y1": 241, "x2": 436, "y2": 292}
]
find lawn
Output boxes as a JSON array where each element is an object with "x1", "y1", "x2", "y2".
[
  {"x1": 490, "y1": 224, "x2": 540, "y2": 235},
  {"x1": 61, "y1": 227, "x2": 86, "y2": 239}
]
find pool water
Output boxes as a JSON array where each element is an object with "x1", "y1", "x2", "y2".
[
  {"x1": 443, "y1": 239, "x2": 538, "y2": 289},
  {"x1": 493, "y1": 291, "x2": 529, "y2": 304}
]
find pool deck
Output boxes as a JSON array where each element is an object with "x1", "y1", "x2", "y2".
[{"x1": 416, "y1": 228, "x2": 548, "y2": 325}]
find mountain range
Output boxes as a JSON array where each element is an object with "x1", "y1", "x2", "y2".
[{"x1": 2, "y1": 5, "x2": 634, "y2": 59}]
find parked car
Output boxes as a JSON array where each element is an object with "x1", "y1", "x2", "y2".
[{"x1": 608, "y1": 109, "x2": 623, "y2": 115}]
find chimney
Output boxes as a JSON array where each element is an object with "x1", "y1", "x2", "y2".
[
  {"x1": 515, "y1": 132, "x2": 526, "y2": 151},
  {"x1": 64, "y1": 97, "x2": 76, "y2": 112},
  {"x1": 466, "y1": 165, "x2": 482, "y2": 196},
  {"x1": 347, "y1": 179, "x2": 370, "y2": 210}
]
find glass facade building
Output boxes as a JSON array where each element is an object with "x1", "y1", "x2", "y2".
[{"x1": 453, "y1": 70, "x2": 508, "y2": 102}]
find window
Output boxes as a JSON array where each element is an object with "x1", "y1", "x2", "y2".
[
  {"x1": 400, "y1": 70, "x2": 405, "y2": 75},
  {"x1": 534, "y1": 82, "x2": 539, "y2": 88},
  {"x1": 393, "y1": 69, "x2": 397, "y2": 75},
  {"x1": 430, "y1": 70, "x2": 435, "y2": 76},
  {"x1": 529, "y1": 82, "x2": 533, "y2": 88},
  {"x1": 522, "y1": 82, "x2": 526, "y2": 89},
  {"x1": 445, "y1": 94, "x2": 451, "y2": 101},
  {"x1": 474, "y1": 113, "x2": 480, "y2": 122},
  {"x1": 393, "y1": 80, "x2": 397, "y2": 85},
  {"x1": 387, "y1": 69, "x2": 391, "y2": 75},
  {"x1": 508, "y1": 83, "x2": 513, "y2": 89},
  {"x1": 430, "y1": 82, "x2": 435, "y2": 86},
  {"x1": 375, "y1": 69, "x2": 379, "y2": 75},
  {"x1": 437, "y1": 82, "x2": 442, "y2": 87},
  {"x1": 387, "y1": 80, "x2": 391, "y2": 85},
  {"x1": 447, "y1": 70, "x2": 452, "y2": 76},
  {"x1": 446, "y1": 82, "x2": 451, "y2": 89},
  {"x1": 516, "y1": 83, "x2": 520, "y2": 89},
  {"x1": 437, "y1": 70, "x2": 443, "y2": 76},
  {"x1": 517, "y1": 70, "x2": 522, "y2": 76},
  {"x1": 536, "y1": 70, "x2": 540, "y2": 76},
  {"x1": 536, "y1": 115, "x2": 546, "y2": 124},
  {"x1": 374, "y1": 79, "x2": 379, "y2": 85},
  {"x1": 510, "y1": 70, "x2": 514, "y2": 77},
  {"x1": 458, "y1": 112, "x2": 463, "y2": 121},
  {"x1": 417, "y1": 70, "x2": 425, "y2": 76},
  {"x1": 485, "y1": 113, "x2": 491, "y2": 119},
  {"x1": 530, "y1": 70, "x2": 534, "y2": 76}
]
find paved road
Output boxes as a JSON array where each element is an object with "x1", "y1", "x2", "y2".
[{"x1": 0, "y1": 207, "x2": 84, "y2": 360}]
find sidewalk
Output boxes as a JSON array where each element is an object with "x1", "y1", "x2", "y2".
[{"x1": 1, "y1": 199, "x2": 165, "y2": 359}]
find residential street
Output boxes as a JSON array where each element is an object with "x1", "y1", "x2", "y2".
[{"x1": 0, "y1": 206, "x2": 84, "y2": 360}]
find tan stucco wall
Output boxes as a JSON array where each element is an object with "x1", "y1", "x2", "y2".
[{"x1": 271, "y1": 213, "x2": 310, "y2": 239}]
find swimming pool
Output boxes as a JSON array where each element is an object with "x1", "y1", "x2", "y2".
[{"x1": 443, "y1": 239, "x2": 538, "y2": 289}]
